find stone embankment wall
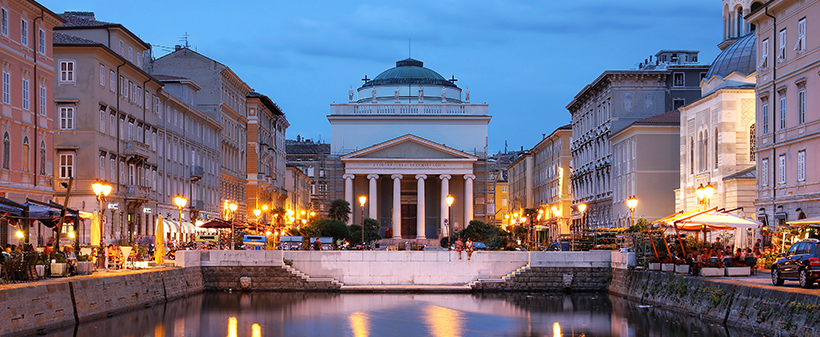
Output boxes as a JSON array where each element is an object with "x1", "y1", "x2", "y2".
[
  {"x1": 609, "y1": 255, "x2": 820, "y2": 337},
  {"x1": 201, "y1": 266, "x2": 340, "y2": 291},
  {"x1": 0, "y1": 268, "x2": 203, "y2": 337},
  {"x1": 472, "y1": 251, "x2": 613, "y2": 291}
]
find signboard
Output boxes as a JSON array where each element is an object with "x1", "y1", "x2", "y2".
[
  {"x1": 107, "y1": 203, "x2": 119, "y2": 210},
  {"x1": 143, "y1": 208, "x2": 152, "y2": 213}
]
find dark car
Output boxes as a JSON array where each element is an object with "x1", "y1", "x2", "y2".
[
  {"x1": 471, "y1": 242, "x2": 489, "y2": 251},
  {"x1": 547, "y1": 241, "x2": 571, "y2": 251},
  {"x1": 772, "y1": 238, "x2": 820, "y2": 288}
]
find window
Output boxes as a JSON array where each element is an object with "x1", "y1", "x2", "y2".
[
  {"x1": 100, "y1": 64, "x2": 105, "y2": 86},
  {"x1": 2, "y1": 132, "x2": 8, "y2": 169},
  {"x1": 798, "y1": 89, "x2": 806, "y2": 124},
  {"x1": 778, "y1": 154, "x2": 786, "y2": 185},
  {"x1": 59, "y1": 61, "x2": 74, "y2": 82},
  {"x1": 59, "y1": 153, "x2": 74, "y2": 178},
  {"x1": 762, "y1": 158, "x2": 769, "y2": 186},
  {"x1": 714, "y1": 128, "x2": 718, "y2": 169},
  {"x1": 750, "y1": 124, "x2": 756, "y2": 161},
  {"x1": 1, "y1": 9, "x2": 7, "y2": 36},
  {"x1": 110, "y1": 70, "x2": 115, "y2": 92},
  {"x1": 128, "y1": 121, "x2": 134, "y2": 141},
  {"x1": 21, "y1": 78, "x2": 29, "y2": 110},
  {"x1": 779, "y1": 29, "x2": 787, "y2": 60},
  {"x1": 39, "y1": 84, "x2": 45, "y2": 115},
  {"x1": 100, "y1": 155, "x2": 105, "y2": 179},
  {"x1": 128, "y1": 47, "x2": 133, "y2": 61},
  {"x1": 796, "y1": 18, "x2": 806, "y2": 52},
  {"x1": 38, "y1": 29, "x2": 44, "y2": 54},
  {"x1": 797, "y1": 150, "x2": 806, "y2": 182},
  {"x1": 100, "y1": 109, "x2": 105, "y2": 133},
  {"x1": 59, "y1": 107, "x2": 74, "y2": 129},
  {"x1": 779, "y1": 92, "x2": 787, "y2": 129},
  {"x1": 20, "y1": 20, "x2": 27, "y2": 46},
  {"x1": 762, "y1": 100, "x2": 769, "y2": 134},
  {"x1": 119, "y1": 40, "x2": 124, "y2": 55},
  {"x1": 110, "y1": 114, "x2": 116, "y2": 137},
  {"x1": 690, "y1": 137, "x2": 694, "y2": 174},
  {"x1": 110, "y1": 158, "x2": 115, "y2": 181},
  {"x1": 39, "y1": 141, "x2": 45, "y2": 175},
  {"x1": 761, "y1": 39, "x2": 769, "y2": 68},
  {"x1": 673, "y1": 73, "x2": 684, "y2": 86},
  {"x1": 673, "y1": 98, "x2": 685, "y2": 110},
  {"x1": 2, "y1": 71, "x2": 9, "y2": 104}
]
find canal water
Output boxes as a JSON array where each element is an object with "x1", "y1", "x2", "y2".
[{"x1": 41, "y1": 292, "x2": 758, "y2": 337}]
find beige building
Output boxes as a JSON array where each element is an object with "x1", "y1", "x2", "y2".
[
  {"x1": 508, "y1": 125, "x2": 572, "y2": 242},
  {"x1": 151, "y1": 48, "x2": 252, "y2": 222},
  {"x1": 0, "y1": 1, "x2": 63, "y2": 246},
  {"x1": 246, "y1": 92, "x2": 288, "y2": 222},
  {"x1": 611, "y1": 110, "x2": 681, "y2": 227},
  {"x1": 53, "y1": 12, "x2": 164, "y2": 243},
  {"x1": 749, "y1": 0, "x2": 820, "y2": 225},
  {"x1": 285, "y1": 137, "x2": 331, "y2": 217},
  {"x1": 676, "y1": 0, "x2": 757, "y2": 219},
  {"x1": 285, "y1": 165, "x2": 312, "y2": 226}
]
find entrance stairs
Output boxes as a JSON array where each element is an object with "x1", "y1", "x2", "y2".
[
  {"x1": 283, "y1": 264, "x2": 345, "y2": 287},
  {"x1": 467, "y1": 264, "x2": 531, "y2": 289}
]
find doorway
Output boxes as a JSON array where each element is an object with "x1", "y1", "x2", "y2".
[{"x1": 401, "y1": 204, "x2": 417, "y2": 239}]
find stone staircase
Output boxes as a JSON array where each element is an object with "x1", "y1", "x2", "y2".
[
  {"x1": 283, "y1": 264, "x2": 345, "y2": 287},
  {"x1": 467, "y1": 264, "x2": 530, "y2": 289}
]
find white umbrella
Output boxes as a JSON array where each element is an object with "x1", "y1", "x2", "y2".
[{"x1": 788, "y1": 215, "x2": 820, "y2": 227}]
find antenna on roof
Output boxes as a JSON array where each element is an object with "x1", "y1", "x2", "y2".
[
  {"x1": 408, "y1": 38, "x2": 411, "y2": 58},
  {"x1": 180, "y1": 32, "x2": 191, "y2": 49}
]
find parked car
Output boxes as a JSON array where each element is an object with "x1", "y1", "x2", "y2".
[
  {"x1": 471, "y1": 242, "x2": 489, "y2": 251},
  {"x1": 547, "y1": 241, "x2": 571, "y2": 251},
  {"x1": 771, "y1": 238, "x2": 820, "y2": 288}
]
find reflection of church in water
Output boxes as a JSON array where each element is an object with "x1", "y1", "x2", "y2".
[{"x1": 328, "y1": 58, "x2": 491, "y2": 243}]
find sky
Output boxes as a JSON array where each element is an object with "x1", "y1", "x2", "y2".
[{"x1": 40, "y1": 0, "x2": 722, "y2": 154}]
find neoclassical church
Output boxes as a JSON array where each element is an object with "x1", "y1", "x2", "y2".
[{"x1": 328, "y1": 58, "x2": 491, "y2": 243}]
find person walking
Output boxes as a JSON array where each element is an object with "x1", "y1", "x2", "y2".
[
  {"x1": 455, "y1": 237, "x2": 464, "y2": 260},
  {"x1": 466, "y1": 238, "x2": 474, "y2": 261}
]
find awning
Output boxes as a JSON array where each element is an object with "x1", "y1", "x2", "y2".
[
  {"x1": 654, "y1": 209, "x2": 701, "y2": 227},
  {"x1": 164, "y1": 219, "x2": 179, "y2": 232},
  {"x1": 199, "y1": 219, "x2": 232, "y2": 229},
  {"x1": 788, "y1": 216, "x2": 820, "y2": 227},
  {"x1": 673, "y1": 212, "x2": 763, "y2": 230}
]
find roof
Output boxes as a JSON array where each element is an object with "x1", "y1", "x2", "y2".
[
  {"x1": 633, "y1": 110, "x2": 680, "y2": 125},
  {"x1": 53, "y1": 32, "x2": 164, "y2": 86},
  {"x1": 361, "y1": 58, "x2": 458, "y2": 89},
  {"x1": 286, "y1": 141, "x2": 330, "y2": 155},
  {"x1": 705, "y1": 33, "x2": 756, "y2": 80},
  {"x1": 247, "y1": 92, "x2": 283, "y2": 115},
  {"x1": 723, "y1": 166, "x2": 756, "y2": 180},
  {"x1": 152, "y1": 74, "x2": 190, "y2": 81},
  {"x1": 56, "y1": 12, "x2": 150, "y2": 49}
]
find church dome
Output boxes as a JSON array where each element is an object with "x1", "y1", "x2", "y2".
[
  {"x1": 362, "y1": 58, "x2": 458, "y2": 88},
  {"x1": 705, "y1": 33, "x2": 757, "y2": 80}
]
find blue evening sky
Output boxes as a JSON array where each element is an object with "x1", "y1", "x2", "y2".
[{"x1": 40, "y1": 0, "x2": 721, "y2": 154}]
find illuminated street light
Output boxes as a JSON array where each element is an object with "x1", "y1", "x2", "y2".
[
  {"x1": 359, "y1": 195, "x2": 367, "y2": 248},
  {"x1": 446, "y1": 195, "x2": 454, "y2": 245},
  {"x1": 92, "y1": 180, "x2": 112, "y2": 270}
]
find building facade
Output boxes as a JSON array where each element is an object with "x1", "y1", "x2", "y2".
[
  {"x1": 568, "y1": 51, "x2": 709, "y2": 228},
  {"x1": 151, "y1": 48, "x2": 252, "y2": 221},
  {"x1": 611, "y1": 110, "x2": 681, "y2": 227},
  {"x1": 328, "y1": 58, "x2": 491, "y2": 243},
  {"x1": 284, "y1": 165, "x2": 312, "y2": 226},
  {"x1": 285, "y1": 136, "x2": 331, "y2": 217},
  {"x1": 749, "y1": 0, "x2": 820, "y2": 224},
  {"x1": 246, "y1": 91, "x2": 288, "y2": 221},
  {"x1": 0, "y1": 1, "x2": 63, "y2": 246}
]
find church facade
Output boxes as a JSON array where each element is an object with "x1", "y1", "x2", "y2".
[{"x1": 328, "y1": 58, "x2": 491, "y2": 243}]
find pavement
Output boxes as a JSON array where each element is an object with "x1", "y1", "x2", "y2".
[
  {"x1": 703, "y1": 268, "x2": 820, "y2": 296},
  {"x1": 0, "y1": 267, "x2": 174, "y2": 291}
]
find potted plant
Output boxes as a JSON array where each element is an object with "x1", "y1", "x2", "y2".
[
  {"x1": 76, "y1": 254, "x2": 94, "y2": 275},
  {"x1": 50, "y1": 255, "x2": 67, "y2": 277},
  {"x1": 700, "y1": 260, "x2": 724, "y2": 277},
  {"x1": 35, "y1": 256, "x2": 47, "y2": 279},
  {"x1": 674, "y1": 258, "x2": 690, "y2": 274},
  {"x1": 661, "y1": 256, "x2": 675, "y2": 272},
  {"x1": 648, "y1": 256, "x2": 661, "y2": 271},
  {"x1": 725, "y1": 261, "x2": 751, "y2": 277}
]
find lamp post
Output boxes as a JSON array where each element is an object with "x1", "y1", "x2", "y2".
[
  {"x1": 446, "y1": 195, "x2": 454, "y2": 247},
  {"x1": 552, "y1": 207, "x2": 562, "y2": 247},
  {"x1": 359, "y1": 195, "x2": 367, "y2": 249},
  {"x1": 174, "y1": 195, "x2": 187, "y2": 242},
  {"x1": 228, "y1": 202, "x2": 238, "y2": 250},
  {"x1": 576, "y1": 203, "x2": 587, "y2": 251},
  {"x1": 92, "y1": 180, "x2": 112, "y2": 270},
  {"x1": 253, "y1": 209, "x2": 262, "y2": 234}
]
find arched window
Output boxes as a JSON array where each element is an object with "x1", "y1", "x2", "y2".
[
  {"x1": 2, "y1": 132, "x2": 9, "y2": 169},
  {"x1": 39, "y1": 140, "x2": 46, "y2": 175},
  {"x1": 714, "y1": 128, "x2": 719, "y2": 170},
  {"x1": 737, "y1": 7, "x2": 744, "y2": 37},
  {"x1": 698, "y1": 131, "x2": 704, "y2": 172},
  {"x1": 22, "y1": 136, "x2": 29, "y2": 172},
  {"x1": 703, "y1": 130, "x2": 709, "y2": 172}
]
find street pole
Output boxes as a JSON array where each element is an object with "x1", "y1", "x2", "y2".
[{"x1": 361, "y1": 206, "x2": 365, "y2": 249}]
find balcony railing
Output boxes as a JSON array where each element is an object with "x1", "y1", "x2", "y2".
[
  {"x1": 330, "y1": 103, "x2": 488, "y2": 116},
  {"x1": 124, "y1": 140, "x2": 151, "y2": 159},
  {"x1": 122, "y1": 184, "x2": 151, "y2": 201}
]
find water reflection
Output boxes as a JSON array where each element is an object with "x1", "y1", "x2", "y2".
[{"x1": 37, "y1": 292, "x2": 763, "y2": 337}]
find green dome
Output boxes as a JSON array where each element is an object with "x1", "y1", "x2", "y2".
[{"x1": 362, "y1": 58, "x2": 458, "y2": 88}]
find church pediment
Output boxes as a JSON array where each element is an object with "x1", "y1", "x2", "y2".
[{"x1": 342, "y1": 134, "x2": 477, "y2": 161}]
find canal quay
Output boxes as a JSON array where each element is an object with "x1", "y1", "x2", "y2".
[{"x1": 2, "y1": 251, "x2": 819, "y2": 336}]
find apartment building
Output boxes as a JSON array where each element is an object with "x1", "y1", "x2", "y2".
[{"x1": 246, "y1": 91, "x2": 288, "y2": 221}]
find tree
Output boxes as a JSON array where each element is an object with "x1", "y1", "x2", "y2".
[
  {"x1": 348, "y1": 218, "x2": 381, "y2": 245},
  {"x1": 328, "y1": 199, "x2": 351, "y2": 223},
  {"x1": 313, "y1": 219, "x2": 349, "y2": 240}
]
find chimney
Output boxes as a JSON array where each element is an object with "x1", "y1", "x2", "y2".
[
  {"x1": 65, "y1": 11, "x2": 95, "y2": 19},
  {"x1": 175, "y1": 45, "x2": 182, "y2": 51}
]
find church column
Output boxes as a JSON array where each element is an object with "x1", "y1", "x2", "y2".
[
  {"x1": 367, "y1": 174, "x2": 379, "y2": 220},
  {"x1": 415, "y1": 174, "x2": 427, "y2": 239},
  {"x1": 391, "y1": 174, "x2": 403, "y2": 239},
  {"x1": 439, "y1": 174, "x2": 451, "y2": 238},
  {"x1": 464, "y1": 174, "x2": 476, "y2": 228},
  {"x1": 343, "y1": 173, "x2": 355, "y2": 225}
]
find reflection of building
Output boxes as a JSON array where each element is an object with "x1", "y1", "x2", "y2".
[
  {"x1": 612, "y1": 110, "x2": 681, "y2": 226},
  {"x1": 246, "y1": 92, "x2": 289, "y2": 221},
  {"x1": 151, "y1": 48, "x2": 252, "y2": 221},
  {"x1": 286, "y1": 136, "x2": 330, "y2": 217},
  {"x1": 749, "y1": 0, "x2": 820, "y2": 224},
  {"x1": 0, "y1": 1, "x2": 63, "y2": 246},
  {"x1": 508, "y1": 125, "x2": 572, "y2": 241},
  {"x1": 328, "y1": 58, "x2": 491, "y2": 242},
  {"x1": 568, "y1": 51, "x2": 709, "y2": 228}
]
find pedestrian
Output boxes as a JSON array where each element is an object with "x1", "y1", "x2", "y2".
[
  {"x1": 313, "y1": 238, "x2": 322, "y2": 251},
  {"x1": 466, "y1": 238, "x2": 474, "y2": 261},
  {"x1": 712, "y1": 237, "x2": 723, "y2": 252},
  {"x1": 455, "y1": 237, "x2": 464, "y2": 260}
]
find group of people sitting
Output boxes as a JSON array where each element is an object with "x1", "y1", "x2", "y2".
[{"x1": 672, "y1": 246, "x2": 759, "y2": 276}]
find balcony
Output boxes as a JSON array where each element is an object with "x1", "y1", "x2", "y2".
[
  {"x1": 191, "y1": 166, "x2": 204, "y2": 181},
  {"x1": 330, "y1": 103, "x2": 489, "y2": 116},
  {"x1": 124, "y1": 140, "x2": 151, "y2": 161},
  {"x1": 190, "y1": 199, "x2": 205, "y2": 211},
  {"x1": 122, "y1": 185, "x2": 151, "y2": 201}
]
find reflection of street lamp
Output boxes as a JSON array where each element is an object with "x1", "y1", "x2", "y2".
[
  {"x1": 359, "y1": 195, "x2": 367, "y2": 249},
  {"x1": 446, "y1": 195, "x2": 454, "y2": 246}
]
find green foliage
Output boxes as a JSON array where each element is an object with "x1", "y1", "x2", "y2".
[
  {"x1": 283, "y1": 258, "x2": 293, "y2": 266},
  {"x1": 347, "y1": 218, "x2": 382, "y2": 245},
  {"x1": 328, "y1": 199, "x2": 351, "y2": 223},
  {"x1": 309, "y1": 219, "x2": 349, "y2": 240},
  {"x1": 626, "y1": 218, "x2": 648, "y2": 232},
  {"x1": 77, "y1": 254, "x2": 92, "y2": 262},
  {"x1": 458, "y1": 220, "x2": 513, "y2": 250}
]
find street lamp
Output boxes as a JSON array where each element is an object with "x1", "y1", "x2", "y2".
[
  {"x1": 228, "y1": 202, "x2": 238, "y2": 250},
  {"x1": 696, "y1": 182, "x2": 715, "y2": 209},
  {"x1": 253, "y1": 209, "x2": 262, "y2": 234},
  {"x1": 446, "y1": 195, "x2": 454, "y2": 247},
  {"x1": 174, "y1": 195, "x2": 187, "y2": 242},
  {"x1": 359, "y1": 195, "x2": 367, "y2": 249},
  {"x1": 576, "y1": 203, "x2": 587, "y2": 251},
  {"x1": 92, "y1": 180, "x2": 112, "y2": 270}
]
